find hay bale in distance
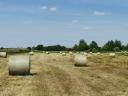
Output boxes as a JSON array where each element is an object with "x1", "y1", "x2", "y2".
[
  {"x1": 46, "y1": 52, "x2": 49, "y2": 54},
  {"x1": 69, "y1": 51, "x2": 73, "y2": 55},
  {"x1": 29, "y1": 51, "x2": 34, "y2": 55},
  {"x1": 80, "y1": 52, "x2": 88, "y2": 56},
  {"x1": 62, "y1": 53, "x2": 66, "y2": 56},
  {"x1": 109, "y1": 53, "x2": 116, "y2": 57},
  {"x1": 83, "y1": 52, "x2": 88, "y2": 56},
  {"x1": 0, "y1": 52, "x2": 7, "y2": 58},
  {"x1": 97, "y1": 52, "x2": 101, "y2": 55},
  {"x1": 8, "y1": 55, "x2": 30, "y2": 75},
  {"x1": 74, "y1": 55, "x2": 87, "y2": 66}
]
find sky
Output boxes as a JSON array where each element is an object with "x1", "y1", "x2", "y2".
[{"x1": 0, "y1": 0, "x2": 128, "y2": 48}]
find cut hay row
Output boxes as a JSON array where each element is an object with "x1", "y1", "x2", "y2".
[{"x1": 8, "y1": 55, "x2": 30, "y2": 75}]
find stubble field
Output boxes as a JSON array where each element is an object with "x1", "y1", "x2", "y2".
[{"x1": 0, "y1": 53, "x2": 128, "y2": 96}]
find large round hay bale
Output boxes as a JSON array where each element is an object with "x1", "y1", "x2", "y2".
[
  {"x1": 8, "y1": 55, "x2": 30, "y2": 75},
  {"x1": 46, "y1": 52, "x2": 49, "y2": 54},
  {"x1": 80, "y1": 52, "x2": 88, "y2": 56},
  {"x1": 0, "y1": 52, "x2": 7, "y2": 58},
  {"x1": 62, "y1": 53, "x2": 66, "y2": 56},
  {"x1": 29, "y1": 51, "x2": 34, "y2": 55},
  {"x1": 97, "y1": 52, "x2": 101, "y2": 55},
  {"x1": 83, "y1": 52, "x2": 88, "y2": 56},
  {"x1": 109, "y1": 53, "x2": 116, "y2": 57},
  {"x1": 69, "y1": 51, "x2": 73, "y2": 55},
  {"x1": 74, "y1": 55, "x2": 87, "y2": 66}
]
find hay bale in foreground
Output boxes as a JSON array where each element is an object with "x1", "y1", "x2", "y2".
[
  {"x1": 8, "y1": 55, "x2": 30, "y2": 75},
  {"x1": 0, "y1": 52, "x2": 7, "y2": 58},
  {"x1": 74, "y1": 55, "x2": 87, "y2": 66}
]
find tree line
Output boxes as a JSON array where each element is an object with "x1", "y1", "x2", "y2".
[{"x1": 27, "y1": 39, "x2": 128, "y2": 52}]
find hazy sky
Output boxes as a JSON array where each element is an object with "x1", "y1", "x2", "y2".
[{"x1": 0, "y1": 0, "x2": 128, "y2": 47}]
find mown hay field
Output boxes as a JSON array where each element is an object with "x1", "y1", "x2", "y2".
[{"x1": 0, "y1": 53, "x2": 128, "y2": 96}]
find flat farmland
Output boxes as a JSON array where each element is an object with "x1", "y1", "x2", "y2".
[{"x1": 0, "y1": 53, "x2": 128, "y2": 96}]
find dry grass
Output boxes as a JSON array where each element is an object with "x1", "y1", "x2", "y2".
[{"x1": 0, "y1": 53, "x2": 128, "y2": 96}]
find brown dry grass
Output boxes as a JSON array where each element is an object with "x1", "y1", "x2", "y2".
[{"x1": 0, "y1": 53, "x2": 128, "y2": 96}]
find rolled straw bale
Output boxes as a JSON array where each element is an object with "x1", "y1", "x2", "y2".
[
  {"x1": 81, "y1": 52, "x2": 88, "y2": 56},
  {"x1": 8, "y1": 55, "x2": 30, "y2": 75},
  {"x1": 97, "y1": 52, "x2": 101, "y2": 55},
  {"x1": 29, "y1": 51, "x2": 34, "y2": 55},
  {"x1": 0, "y1": 52, "x2": 7, "y2": 58},
  {"x1": 62, "y1": 53, "x2": 66, "y2": 56},
  {"x1": 74, "y1": 55, "x2": 87, "y2": 66},
  {"x1": 90, "y1": 52, "x2": 93, "y2": 54},
  {"x1": 46, "y1": 52, "x2": 49, "y2": 54},
  {"x1": 83, "y1": 52, "x2": 88, "y2": 56},
  {"x1": 109, "y1": 53, "x2": 116, "y2": 57},
  {"x1": 69, "y1": 52, "x2": 73, "y2": 55}
]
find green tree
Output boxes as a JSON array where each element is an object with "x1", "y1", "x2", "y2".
[
  {"x1": 102, "y1": 40, "x2": 115, "y2": 51},
  {"x1": 113, "y1": 47, "x2": 120, "y2": 52},
  {"x1": 115, "y1": 40, "x2": 122, "y2": 49},
  {"x1": 27, "y1": 47, "x2": 31, "y2": 51},
  {"x1": 35, "y1": 45, "x2": 44, "y2": 50},
  {"x1": 78, "y1": 39, "x2": 88, "y2": 51},
  {"x1": 73, "y1": 44, "x2": 78, "y2": 51},
  {"x1": 89, "y1": 41, "x2": 99, "y2": 51}
]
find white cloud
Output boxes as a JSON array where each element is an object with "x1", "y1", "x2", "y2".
[
  {"x1": 49, "y1": 7, "x2": 57, "y2": 12},
  {"x1": 94, "y1": 11, "x2": 105, "y2": 16},
  {"x1": 41, "y1": 6, "x2": 47, "y2": 10}
]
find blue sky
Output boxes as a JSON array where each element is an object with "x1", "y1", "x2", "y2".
[{"x1": 0, "y1": 0, "x2": 128, "y2": 47}]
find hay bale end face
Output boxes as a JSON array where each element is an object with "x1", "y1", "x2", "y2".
[
  {"x1": 29, "y1": 51, "x2": 34, "y2": 55},
  {"x1": 97, "y1": 52, "x2": 101, "y2": 55},
  {"x1": 8, "y1": 55, "x2": 30, "y2": 75},
  {"x1": 46, "y1": 52, "x2": 49, "y2": 54},
  {"x1": 109, "y1": 53, "x2": 116, "y2": 57},
  {"x1": 69, "y1": 52, "x2": 73, "y2": 55},
  {"x1": 62, "y1": 53, "x2": 66, "y2": 56},
  {"x1": 0, "y1": 52, "x2": 7, "y2": 58},
  {"x1": 74, "y1": 55, "x2": 87, "y2": 66}
]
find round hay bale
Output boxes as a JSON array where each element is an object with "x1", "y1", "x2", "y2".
[
  {"x1": 62, "y1": 53, "x2": 66, "y2": 56},
  {"x1": 81, "y1": 52, "x2": 88, "y2": 56},
  {"x1": 74, "y1": 55, "x2": 87, "y2": 66},
  {"x1": 69, "y1": 52, "x2": 73, "y2": 55},
  {"x1": 97, "y1": 52, "x2": 101, "y2": 55},
  {"x1": 29, "y1": 51, "x2": 34, "y2": 55},
  {"x1": 109, "y1": 53, "x2": 116, "y2": 57},
  {"x1": 90, "y1": 52, "x2": 93, "y2": 54},
  {"x1": 8, "y1": 55, "x2": 30, "y2": 75},
  {"x1": 0, "y1": 52, "x2": 7, "y2": 58},
  {"x1": 83, "y1": 52, "x2": 88, "y2": 56},
  {"x1": 46, "y1": 52, "x2": 49, "y2": 54}
]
